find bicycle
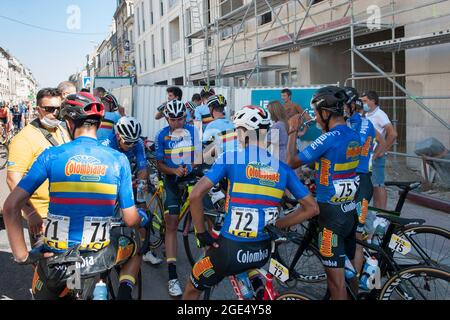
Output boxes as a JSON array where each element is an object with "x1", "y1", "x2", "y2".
[
  {"x1": 0, "y1": 123, "x2": 13, "y2": 170},
  {"x1": 33, "y1": 221, "x2": 143, "y2": 300},
  {"x1": 202, "y1": 225, "x2": 315, "y2": 301}
]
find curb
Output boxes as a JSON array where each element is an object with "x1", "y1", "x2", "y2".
[{"x1": 407, "y1": 191, "x2": 450, "y2": 213}]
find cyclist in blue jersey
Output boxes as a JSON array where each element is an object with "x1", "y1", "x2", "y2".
[
  {"x1": 202, "y1": 95, "x2": 237, "y2": 163},
  {"x1": 97, "y1": 93, "x2": 121, "y2": 141},
  {"x1": 185, "y1": 101, "x2": 196, "y2": 125},
  {"x1": 287, "y1": 86, "x2": 362, "y2": 300},
  {"x1": 194, "y1": 86, "x2": 216, "y2": 131},
  {"x1": 343, "y1": 87, "x2": 385, "y2": 278},
  {"x1": 154, "y1": 99, "x2": 202, "y2": 296},
  {"x1": 3, "y1": 92, "x2": 146, "y2": 300},
  {"x1": 155, "y1": 86, "x2": 183, "y2": 120},
  {"x1": 182, "y1": 105, "x2": 319, "y2": 300}
]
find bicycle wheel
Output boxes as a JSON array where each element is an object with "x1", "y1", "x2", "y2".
[
  {"x1": 183, "y1": 212, "x2": 207, "y2": 266},
  {"x1": 106, "y1": 266, "x2": 142, "y2": 300},
  {"x1": 394, "y1": 225, "x2": 450, "y2": 269},
  {"x1": 0, "y1": 143, "x2": 8, "y2": 170},
  {"x1": 276, "y1": 292, "x2": 313, "y2": 300},
  {"x1": 380, "y1": 266, "x2": 450, "y2": 300},
  {"x1": 145, "y1": 191, "x2": 165, "y2": 250}
]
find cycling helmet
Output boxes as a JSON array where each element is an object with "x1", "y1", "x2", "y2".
[
  {"x1": 164, "y1": 99, "x2": 186, "y2": 119},
  {"x1": 101, "y1": 93, "x2": 119, "y2": 111},
  {"x1": 311, "y1": 86, "x2": 347, "y2": 116},
  {"x1": 233, "y1": 105, "x2": 271, "y2": 130},
  {"x1": 343, "y1": 86, "x2": 359, "y2": 106},
  {"x1": 60, "y1": 92, "x2": 105, "y2": 121},
  {"x1": 200, "y1": 86, "x2": 215, "y2": 98},
  {"x1": 115, "y1": 116, "x2": 142, "y2": 143},
  {"x1": 185, "y1": 101, "x2": 197, "y2": 112},
  {"x1": 207, "y1": 94, "x2": 227, "y2": 110}
]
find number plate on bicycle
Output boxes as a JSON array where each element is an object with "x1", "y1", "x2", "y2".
[
  {"x1": 388, "y1": 234, "x2": 411, "y2": 255},
  {"x1": 269, "y1": 258, "x2": 289, "y2": 282}
]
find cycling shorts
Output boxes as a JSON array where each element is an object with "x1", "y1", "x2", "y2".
[
  {"x1": 317, "y1": 202, "x2": 358, "y2": 269},
  {"x1": 355, "y1": 173, "x2": 373, "y2": 233},
  {"x1": 189, "y1": 236, "x2": 271, "y2": 291},
  {"x1": 0, "y1": 117, "x2": 7, "y2": 125},
  {"x1": 163, "y1": 174, "x2": 213, "y2": 215}
]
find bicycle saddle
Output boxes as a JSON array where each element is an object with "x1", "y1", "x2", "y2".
[
  {"x1": 385, "y1": 181, "x2": 421, "y2": 190},
  {"x1": 377, "y1": 213, "x2": 425, "y2": 227}
]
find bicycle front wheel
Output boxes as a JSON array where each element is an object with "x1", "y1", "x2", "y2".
[
  {"x1": 145, "y1": 191, "x2": 165, "y2": 250},
  {"x1": 0, "y1": 143, "x2": 8, "y2": 170},
  {"x1": 380, "y1": 266, "x2": 450, "y2": 300}
]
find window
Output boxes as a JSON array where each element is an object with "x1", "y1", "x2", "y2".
[
  {"x1": 151, "y1": 34, "x2": 156, "y2": 68},
  {"x1": 136, "y1": 6, "x2": 141, "y2": 36},
  {"x1": 160, "y1": 1, "x2": 164, "y2": 17},
  {"x1": 142, "y1": 2, "x2": 146, "y2": 32},
  {"x1": 150, "y1": 0, "x2": 154, "y2": 25},
  {"x1": 258, "y1": 11, "x2": 272, "y2": 26},
  {"x1": 143, "y1": 40, "x2": 147, "y2": 71},
  {"x1": 220, "y1": 0, "x2": 243, "y2": 16},
  {"x1": 186, "y1": 8, "x2": 193, "y2": 53},
  {"x1": 138, "y1": 43, "x2": 142, "y2": 72},
  {"x1": 161, "y1": 28, "x2": 166, "y2": 64},
  {"x1": 280, "y1": 70, "x2": 297, "y2": 86}
]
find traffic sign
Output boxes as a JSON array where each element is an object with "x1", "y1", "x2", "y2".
[{"x1": 83, "y1": 76, "x2": 92, "y2": 88}]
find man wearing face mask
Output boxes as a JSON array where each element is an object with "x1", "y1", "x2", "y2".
[{"x1": 6, "y1": 88, "x2": 70, "y2": 247}]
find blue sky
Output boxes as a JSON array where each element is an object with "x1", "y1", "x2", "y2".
[{"x1": 0, "y1": 0, "x2": 116, "y2": 88}]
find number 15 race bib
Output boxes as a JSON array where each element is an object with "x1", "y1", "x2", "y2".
[{"x1": 228, "y1": 207, "x2": 259, "y2": 239}]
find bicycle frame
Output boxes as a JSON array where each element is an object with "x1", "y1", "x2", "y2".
[{"x1": 226, "y1": 268, "x2": 279, "y2": 301}]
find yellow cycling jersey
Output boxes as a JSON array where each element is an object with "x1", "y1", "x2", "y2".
[{"x1": 7, "y1": 122, "x2": 70, "y2": 218}]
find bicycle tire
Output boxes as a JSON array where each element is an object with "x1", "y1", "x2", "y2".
[
  {"x1": 0, "y1": 143, "x2": 8, "y2": 170},
  {"x1": 276, "y1": 292, "x2": 313, "y2": 300},
  {"x1": 379, "y1": 266, "x2": 450, "y2": 300},
  {"x1": 145, "y1": 191, "x2": 165, "y2": 250},
  {"x1": 395, "y1": 225, "x2": 450, "y2": 269}
]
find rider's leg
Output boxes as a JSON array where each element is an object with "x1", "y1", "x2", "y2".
[
  {"x1": 182, "y1": 279, "x2": 203, "y2": 300},
  {"x1": 325, "y1": 268, "x2": 348, "y2": 300},
  {"x1": 165, "y1": 214, "x2": 179, "y2": 279},
  {"x1": 118, "y1": 255, "x2": 142, "y2": 300}
]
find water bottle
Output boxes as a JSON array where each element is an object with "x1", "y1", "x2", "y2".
[
  {"x1": 93, "y1": 280, "x2": 108, "y2": 300},
  {"x1": 235, "y1": 272, "x2": 253, "y2": 299},
  {"x1": 136, "y1": 180, "x2": 146, "y2": 203},
  {"x1": 372, "y1": 218, "x2": 388, "y2": 246},
  {"x1": 344, "y1": 255, "x2": 357, "y2": 280},
  {"x1": 359, "y1": 257, "x2": 380, "y2": 291}
]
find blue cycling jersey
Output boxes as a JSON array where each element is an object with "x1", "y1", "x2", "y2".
[
  {"x1": 155, "y1": 124, "x2": 200, "y2": 172},
  {"x1": 299, "y1": 124, "x2": 361, "y2": 204},
  {"x1": 97, "y1": 111, "x2": 121, "y2": 141},
  {"x1": 18, "y1": 136, "x2": 135, "y2": 253},
  {"x1": 206, "y1": 145, "x2": 310, "y2": 242},
  {"x1": 348, "y1": 113, "x2": 377, "y2": 174},
  {"x1": 195, "y1": 104, "x2": 230, "y2": 131},
  {"x1": 203, "y1": 118, "x2": 237, "y2": 154},
  {"x1": 100, "y1": 133, "x2": 147, "y2": 172}
]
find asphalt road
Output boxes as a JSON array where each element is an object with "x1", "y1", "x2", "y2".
[{"x1": 1, "y1": 167, "x2": 449, "y2": 300}]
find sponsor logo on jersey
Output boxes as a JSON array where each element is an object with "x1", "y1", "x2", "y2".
[
  {"x1": 236, "y1": 248, "x2": 269, "y2": 264},
  {"x1": 322, "y1": 259, "x2": 338, "y2": 267},
  {"x1": 64, "y1": 155, "x2": 107, "y2": 180},
  {"x1": 361, "y1": 136, "x2": 372, "y2": 157},
  {"x1": 319, "y1": 228, "x2": 337, "y2": 258},
  {"x1": 319, "y1": 158, "x2": 331, "y2": 186},
  {"x1": 192, "y1": 256, "x2": 215, "y2": 280},
  {"x1": 341, "y1": 201, "x2": 356, "y2": 213},
  {"x1": 246, "y1": 162, "x2": 280, "y2": 186},
  {"x1": 346, "y1": 141, "x2": 362, "y2": 160}
]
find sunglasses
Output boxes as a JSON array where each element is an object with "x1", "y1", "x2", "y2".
[
  {"x1": 40, "y1": 106, "x2": 61, "y2": 113},
  {"x1": 119, "y1": 137, "x2": 136, "y2": 146}
]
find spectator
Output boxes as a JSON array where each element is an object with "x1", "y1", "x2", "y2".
[
  {"x1": 94, "y1": 87, "x2": 107, "y2": 99},
  {"x1": 360, "y1": 91, "x2": 398, "y2": 210},
  {"x1": 267, "y1": 101, "x2": 288, "y2": 163},
  {"x1": 57, "y1": 81, "x2": 77, "y2": 100},
  {"x1": 281, "y1": 88, "x2": 309, "y2": 119},
  {"x1": 155, "y1": 86, "x2": 183, "y2": 120}
]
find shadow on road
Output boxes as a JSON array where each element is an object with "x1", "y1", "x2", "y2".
[{"x1": 0, "y1": 250, "x2": 34, "y2": 300}]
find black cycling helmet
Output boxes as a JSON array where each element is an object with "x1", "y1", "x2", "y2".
[
  {"x1": 207, "y1": 94, "x2": 227, "y2": 110},
  {"x1": 200, "y1": 86, "x2": 215, "y2": 99},
  {"x1": 311, "y1": 86, "x2": 347, "y2": 131},
  {"x1": 101, "y1": 93, "x2": 119, "y2": 111},
  {"x1": 60, "y1": 92, "x2": 105, "y2": 121},
  {"x1": 343, "y1": 86, "x2": 359, "y2": 106}
]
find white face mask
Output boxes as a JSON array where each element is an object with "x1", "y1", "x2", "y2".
[
  {"x1": 315, "y1": 122, "x2": 323, "y2": 130},
  {"x1": 40, "y1": 115, "x2": 61, "y2": 129}
]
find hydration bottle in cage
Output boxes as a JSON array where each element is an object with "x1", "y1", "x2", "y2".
[
  {"x1": 344, "y1": 255, "x2": 357, "y2": 280},
  {"x1": 235, "y1": 272, "x2": 254, "y2": 299},
  {"x1": 93, "y1": 280, "x2": 108, "y2": 300},
  {"x1": 136, "y1": 180, "x2": 146, "y2": 203}
]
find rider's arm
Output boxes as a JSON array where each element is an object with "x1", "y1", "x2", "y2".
[
  {"x1": 135, "y1": 140, "x2": 149, "y2": 181},
  {"x1": 155, "y1": 111, "x2": 164, "y2": 120},
  {"x1": 6, "y1": 171, "x2": 38, "y2": 217},
  {"x1": 118, "y1": 154, "x2": 140, "y2": 227},
  {"x1": 373, "y1": 129, "x2": 386, "y2": 159}
]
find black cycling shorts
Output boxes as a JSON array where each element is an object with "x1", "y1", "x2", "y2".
[
  {"x1": 355, "y1": 173, "x2": 373, "y2": 233},
  {"x1": 164, "y1": 174, "x2": 213, "y2": 215},
  {"x1": 317, "y1": 202, "x2": 358, "y2": 269},
  {"x1": 189, "y1": 236, "x2": 271, "y2": 291},
  {"x1": 0, "y1": 118, "x2": 7, "y2": 125}
]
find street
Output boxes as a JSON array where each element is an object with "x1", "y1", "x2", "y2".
[{"x1": 1, "y1": 167, "x2": 449, "y2": 300}]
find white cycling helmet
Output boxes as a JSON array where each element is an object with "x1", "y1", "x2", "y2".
[
  {"x1": 233, "y1": 105, "x2": 271, "y2": 130},
  {"x1": 115, "y1": 116, "x2": 142, "y2": 143},
  {"x1": 164, "y1": 99, "x2": 186, "y2": 119}
]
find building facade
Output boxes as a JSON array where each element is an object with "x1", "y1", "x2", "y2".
[{"x1": 115, "y1": 0, "x2": 136, "y2": 78}]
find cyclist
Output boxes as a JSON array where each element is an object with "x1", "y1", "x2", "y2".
[
  {"x1": 154, "y1": 99, "x2": 202, "y2": 296},
  {"x1": 101, "y1": 116, "x2": 163, "y2": 265},
  {"x1": 185, "y1": 101, "x2": 197, "y2": 125},
  {"x1": 3, "y1": 92, "x2": 145, "y2": 300},
  {"x1": 0, "y1": 101, "x2": 12, "y2": 139},
  {"x1": 11, "y1": 104, "x2": 24, "y2": 132},
  {"x1": 97, "y1": 93, "x2": 122, "y2": 141},
  {"x1": 194, "y1": 86, "x2": 216, "y2": 131},
  {"x1": 287, "y1": 86, "x2": 361, "y2": 300},
  {"x1": 202, "y1": 95, "x2": 237, "y2": 163},
  {"x1": 343, "y1": 86, "x2": 385, "y2": 278},
  {"x1": 155, "y1": 87, "x2": 183, "y2": 120},
  {"x1": 182, "y1": 105, "x2": 319, "y2": 300}
]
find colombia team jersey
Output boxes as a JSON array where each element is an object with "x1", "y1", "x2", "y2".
[
  {"x1": 155, "y1": 124, "x2": 200, "y2": 172},
  {"x1": 100, "y1": 133, "x2": 147, "y2": 172},
  {"x1": 206, "y1": 146, "x2": 310, "y2": 242},
  {"x1": 97, "y1": 111, "x2": 121, "y2": 141},
  {"x1": 18, "y1": 136, "x2": 135, "y2": 253},
  {"x1": 348, "y1": 113, "x2": 376, "y2": 174},
  {"x1": 202, "y1": 118, "x2": 237, "y2": 154},
  {"x1": 299, "y1": 125, "x2": 361, "y2": 204}
]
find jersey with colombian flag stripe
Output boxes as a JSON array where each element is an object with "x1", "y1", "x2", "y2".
[
  {"x1": 299, "y1": 124, "x2": 361, "y2": 204},
  {"x1": 96, "y1": 111, "x2": 121, "y2": 141},
  {"x1": 206, "y1": 145, "x2": 310, "y2": 242},
  {"x1": 202, "y1": 118, "x2": 237, "y2": 154},
  {"x1": 18, "y1": 136, "x2": 134, "y2": 253}
]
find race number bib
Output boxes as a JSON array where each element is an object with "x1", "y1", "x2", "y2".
[
  {"x1": 331, "y1": 177, "x2": 360, "y2": 203},
  {"x1": 269, "y1": 258, "x2": 289, "y2": 282},
  {"x1": 264, "y1": 207, "x2": 279, "y2": 226},
  {"x1": 389, "y1": 234, "x2": 412, "y2": 255},
  {"x1": 80, "y1": 216, "x2": 111, "y2": 251},
  {"x1": 228, "y1": 207, "x2": 259, "y2": 238},
  {"x1": 44, "y1": 214, "x2": 70, "y2": 250}
]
